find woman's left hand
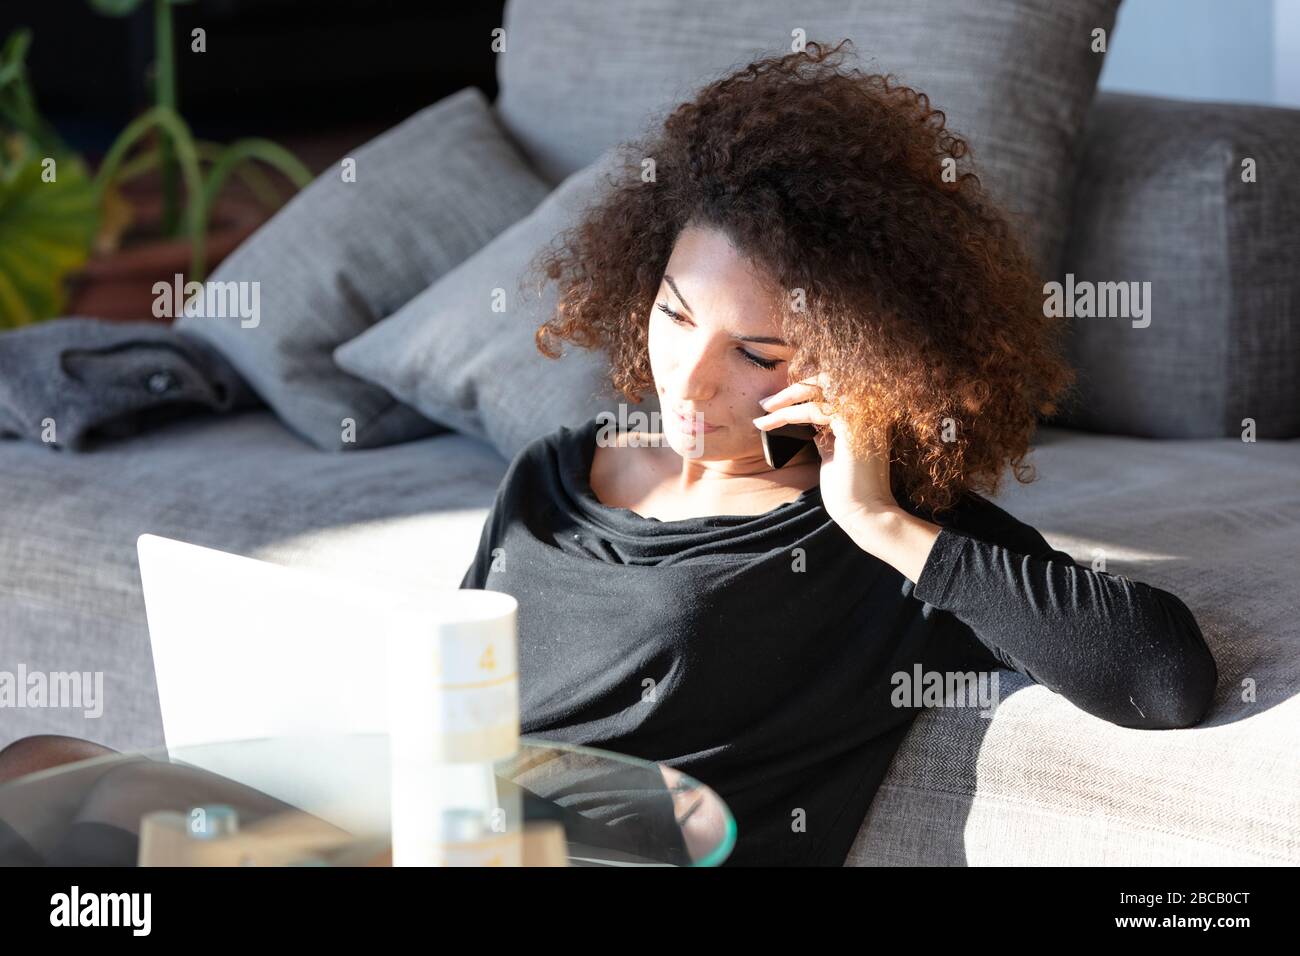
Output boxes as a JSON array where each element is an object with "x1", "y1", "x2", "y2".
[{"x1": 753, "y1": 372, "x2": 899, "y2": 530}]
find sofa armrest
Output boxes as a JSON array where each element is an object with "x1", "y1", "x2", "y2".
[{"x1": 1053, "y1": 91, "x2": 1300, "y2": 439}]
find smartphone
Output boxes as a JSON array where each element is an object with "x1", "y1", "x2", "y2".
[{"x1": 760, "y1": 422, "x2": 818, "y2": 469}]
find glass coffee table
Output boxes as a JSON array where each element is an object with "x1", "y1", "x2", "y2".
[{"x1": 0, "y1": 733, "x2": 735, "y2": 867}]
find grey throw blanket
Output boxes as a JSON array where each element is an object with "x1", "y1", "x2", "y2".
[{"x1": 0, "y1": 318, "x2": 262, "y2": 451}]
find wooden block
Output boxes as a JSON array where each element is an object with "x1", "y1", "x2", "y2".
[
  {"x1": 139, "y1": 811, "x2": 569, "y2": 866},
  {"x1": 138, "y1": 808, "x2": 356, "y2": 867},
  {"x1": 522, "y1": 820, "x2": 567, "y2": 867}
]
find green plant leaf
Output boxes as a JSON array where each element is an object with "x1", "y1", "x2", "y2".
[
  {"x1": 87, "y1": 0, "x2": 146, "y2": 15},
  {"x1": 88, "y1": 0, "x2": 195, "y2": 15},
  {"x1": 94, "y1": 104, "x2": 208, "y2": 278},
  {"x1": 0, "y1": 30, "x2": 34, "y2": 88},
  {"x1": 1, "y1": 29, "x2": 69, "y2": 160},
  {"x1": 203, "y1": 138, "x2": 312, "y2": 214},
  {"x1": 0, "y1": 142, "x2": 98, "y2": 327}
]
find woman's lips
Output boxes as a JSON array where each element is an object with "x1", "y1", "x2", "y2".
[{"x1": 672, "y1": 410, "x2": 720, "y2": 434}]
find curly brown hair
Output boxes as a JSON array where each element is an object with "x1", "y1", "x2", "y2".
[{"x1": 526, "y1": 38, "x2": 1076, "y2": 520}]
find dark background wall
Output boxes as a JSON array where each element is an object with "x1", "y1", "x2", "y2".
[{"x1": 1, "y1": 0, "x2": 507, "y2": 161}]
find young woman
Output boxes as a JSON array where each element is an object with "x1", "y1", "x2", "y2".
[
  {"x1": 456, "y1": 39, "x2": 1218, "y2": 866},
  {"x1": 0, "y1": 40, "x2": 1217, "y2": 867}
]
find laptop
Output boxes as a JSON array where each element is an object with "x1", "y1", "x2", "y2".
[
  {"x1": 136, "y1": 533, "x2": 409, "y2": 829},
  {"x1": 137, "y1": 533, "x2": 395, "y2": 749}
]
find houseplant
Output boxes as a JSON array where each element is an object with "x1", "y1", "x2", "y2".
[
  {"x1": 0, "y1": 0, "x2": 313, "y2": 326},
  {"x1": 0, "y1": 29, "x2": 98, "y2": 328}
]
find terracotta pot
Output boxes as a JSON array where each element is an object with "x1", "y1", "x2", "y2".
[{"x1": 64, "y1": 189, "x2": 269, "y2": 323}]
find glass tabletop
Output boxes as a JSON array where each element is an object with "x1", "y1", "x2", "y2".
[{"x1": 0, "y1": 733, "x2": 736, "y2": 867}]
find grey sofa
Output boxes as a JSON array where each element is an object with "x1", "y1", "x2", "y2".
[{"x1": 3, "y1": 0, "x2": 1298, "y2": 865}]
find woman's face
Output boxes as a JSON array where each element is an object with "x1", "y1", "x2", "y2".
[{"x1": 648, "y1": 224, "x2": 796, "y2": 464}]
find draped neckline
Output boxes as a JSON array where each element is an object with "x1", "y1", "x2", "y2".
[{"x1": 556, "y1": 417, "x2": 824, "y2": 532}]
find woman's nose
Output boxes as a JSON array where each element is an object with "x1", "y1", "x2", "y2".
[{"x1": 672, "y1": 348, "x2": 717, "y2": 402}]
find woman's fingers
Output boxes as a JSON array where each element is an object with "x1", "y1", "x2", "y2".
[
  {"x1": 759, "y1": 377, "x2": 824, "y2": 412},
  {"x1": 753, "y1": 400, "x2": 835, "y2": 430}
]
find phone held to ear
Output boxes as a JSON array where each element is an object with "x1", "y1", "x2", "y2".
[{"x1": 760, "y1": 422, "x2": 818, "y2": 469}]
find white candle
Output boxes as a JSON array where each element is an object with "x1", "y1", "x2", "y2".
[{"x1": 384, "y1": 589, "x2": 520, "y2": 866}]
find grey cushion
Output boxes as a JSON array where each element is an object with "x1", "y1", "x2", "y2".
[
  {"x1": 1052, "y1": 92, "x2": 1300, "y2": 439},
  {"x1": 177, "y1": 87, "x2": 552, "y2": 451},
  {"x1": 494, "y1": 0, "x2": 1120, "y2": 276},
  {"x1": 334, "y1": 147, "x2": 662, "y2": 462}
]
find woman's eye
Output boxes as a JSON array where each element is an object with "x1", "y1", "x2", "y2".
[
  {"x1": 741, "y1": 351, "x2": 780, "y2": 370},
  {"x1": 657, "y1": 302, "x2": 687, "y2": 324},
  {"x1": 658, "y1": 302, "x2": 780, "y2": 370}
]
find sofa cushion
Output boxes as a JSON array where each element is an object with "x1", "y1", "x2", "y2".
[
  {"x1": 334, "y1": 147, "x2": 662, "y2": 462},
  {"x1": 494, "y1": 0, "x2": 1120, "y2": 276},
  {"x1": 177, "y1": 87, "x2": 552, "y2": 451},
  {"x1": 1051, "y1": 92, "x2": 1300, "y2": 439}
]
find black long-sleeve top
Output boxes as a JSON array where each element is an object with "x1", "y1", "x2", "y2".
[{"x1": 459, "y1": 417, "x2": 1219, "y2": 866}]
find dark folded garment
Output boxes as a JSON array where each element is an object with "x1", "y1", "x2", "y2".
[{"x1": 0, "y1": 317, "x2": 262, "y2": 451}]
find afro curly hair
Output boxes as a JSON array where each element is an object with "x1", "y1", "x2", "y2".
[{"x1": 525, "y1": 38, "x2": 1077, "y2": 520}]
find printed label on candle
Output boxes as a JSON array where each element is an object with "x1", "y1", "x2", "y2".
[
  {"x1": 385, "y1": 591, "x2": 521, "y2": 764},
  {"x1": 435, "y1": 622, "x2": 519, "y2": 761}
]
